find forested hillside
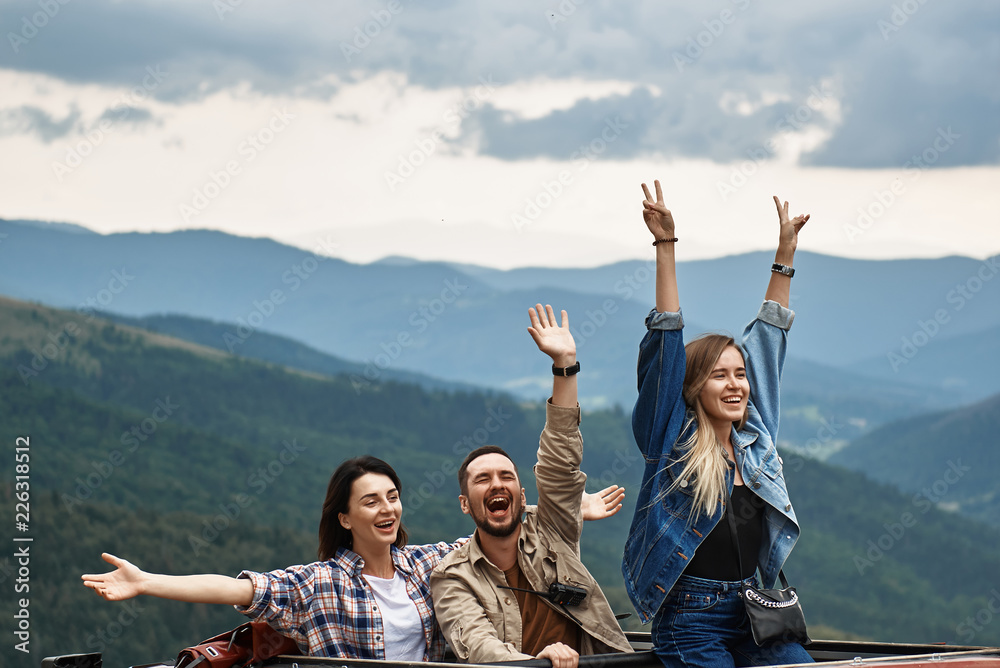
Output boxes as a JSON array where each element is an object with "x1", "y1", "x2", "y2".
[
  {"x1": 828, "y1": 392, "x2": 1000, "y2": 527},
  {"x1": 3, "y1": 296, "x2": 1000, "y2": 668}
]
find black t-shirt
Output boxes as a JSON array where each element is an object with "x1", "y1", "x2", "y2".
[{"x1": 683, "y1": 483, "x2": 766, "y2": 581}]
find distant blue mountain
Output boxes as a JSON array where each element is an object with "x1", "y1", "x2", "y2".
[
  {"x1": 1, "y1": 219, "x2": 996, "y2": 422},
  {"x1": 828, "y1": 391, "x2": 1000, "y2": 528}
]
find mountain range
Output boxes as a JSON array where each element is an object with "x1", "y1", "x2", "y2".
[{"x1": 1, "y1": 218, "x2": 997, "y2": 414}]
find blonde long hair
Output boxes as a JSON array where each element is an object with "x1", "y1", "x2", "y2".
[{"x1": 669, "y1": 334, "x2": 749, "y2": 519}]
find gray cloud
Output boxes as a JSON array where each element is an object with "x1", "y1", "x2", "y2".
[
  {"x1": 0, "y1": 105, "x2": 80, "y2": 142},
  {"x1": 0, "y1": 0, "x2": 995, "y2": 167},
  {"x1": 95, "y1": 106, "x2": 156, "y2": 129}
]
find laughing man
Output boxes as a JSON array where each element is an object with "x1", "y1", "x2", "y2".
[{"x1": 430, "y1": 304, "x2": 632, "y2": 668}]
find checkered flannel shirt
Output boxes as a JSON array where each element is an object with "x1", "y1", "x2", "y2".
[{"x1": 236, "y1": 540, "x2": 467, "y2": 659}]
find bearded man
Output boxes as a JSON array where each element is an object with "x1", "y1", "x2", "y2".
[{"x1": 430, "y1": 305, "x2": 632, "y2": 668}]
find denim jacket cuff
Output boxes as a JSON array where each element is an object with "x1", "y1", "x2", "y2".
[
  {"x1": 645, "y1": 308, "x2": 684, "y2": 331},
  {"x1": 756, "y1": 300, "x2": 795, "y2": 330}
]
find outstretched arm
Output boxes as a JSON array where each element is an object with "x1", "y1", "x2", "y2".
[
  {"x1": 764, "y1": 196, "x2": 809, "y2": 308},
  {"x1": 642, "y1": 180, "x2": 679, "y2": 313},
  {"x1": 527, "y1": 304, "x2": 577, "y2": 408},
  {"x1": 82, "y1": 553, "x2": 254, "y2": 606}
]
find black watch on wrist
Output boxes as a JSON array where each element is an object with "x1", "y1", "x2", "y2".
[
  {"x1": 552, "y1": 361, "x2": 581, "y2": 377},
  {"x1": 771, "y1": 262, "x2": 795, "y2": 278}
]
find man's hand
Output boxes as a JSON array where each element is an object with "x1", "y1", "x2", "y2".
[
  {"x1": 581, "y1": 484, "x2": 625, "y2": 521},
  {"x1": 536, "y1": 642, "x2": 580, "y2": 668},
  {"x1": 82, "y1": 553, "x2": 145, "y2": 601},
  {"x1": 527, "y1": 304, "x2": 576, "y2": 368}
]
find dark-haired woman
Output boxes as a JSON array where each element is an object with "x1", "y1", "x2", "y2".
[
  {"x1": 621, "y1": 180, "x2": 814, "y2": 666},
  {"x1": 84, "y1": 456, "x2": 623, "y2": 660}
]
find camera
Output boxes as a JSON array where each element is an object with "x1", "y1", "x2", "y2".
[{"x1": 547, "y1": 582, "x2": 587, "y2": 607}]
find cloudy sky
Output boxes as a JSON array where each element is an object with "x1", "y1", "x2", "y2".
[{"x1": 1, "y1": 0, "x2": 997, "y2": 268}]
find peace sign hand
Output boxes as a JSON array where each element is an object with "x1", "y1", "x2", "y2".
[
  {"x1": 641, "y1": 179, "x2": 675, "y2": 240},
  {"x1": 773, "y1": 195, "x2": 809, "y2": 252}
]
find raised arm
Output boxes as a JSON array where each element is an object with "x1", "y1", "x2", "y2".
[
  {"x1": 526, "y1": 304, "x2": 577, "y2": 408},
  {"x1": 742, "y1": 196, "x2": 810, "y2": 439},
  {"x1": 632, "y1": 180, "x2": 687, "y2": 460},
  {"x1": 82, "y1": 553, "x2": 254, "y2": 606},
  {"x1": 643, "y1": 180, "x2": 679, "y2": 313},
  {"x1": 764, "y1": 195, "x2": 809, "y2": 308}
]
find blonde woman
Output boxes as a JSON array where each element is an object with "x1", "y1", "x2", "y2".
[{"x1": 621, "y1": 180, "x2": 813, "y2": 667}]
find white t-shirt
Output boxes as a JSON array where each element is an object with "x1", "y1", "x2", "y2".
[{"x1": 363, "y1": 571, "x2": 427, "y2": 661}]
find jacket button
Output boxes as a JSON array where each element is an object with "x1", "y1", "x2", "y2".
[
  {"x1": 504, "y1": 598, "x2": 511, "y2": 605},
  {"x1": 785, "y1": 504, "x2": 791, "y2": 511},
  {"x1": 752, "y1": 482, "x2": 761, "y2": 489}
]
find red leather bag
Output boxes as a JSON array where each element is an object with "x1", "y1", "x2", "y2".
[{"x1": 175, "y1": 621, "x2": 300, "y2": 668}]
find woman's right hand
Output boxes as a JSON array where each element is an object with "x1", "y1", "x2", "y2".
[
  {"x1": 642, "y1": 179, "x2": 675, "y2": 240},
  {"x1": 82, "y1": 553, "x2": 145, "y2": 601}
]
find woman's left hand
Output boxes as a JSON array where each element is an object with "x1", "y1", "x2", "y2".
[{"x1": 773, "y1": 195, "x2": 810, "y2": 252}]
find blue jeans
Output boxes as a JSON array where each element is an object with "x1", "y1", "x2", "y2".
[{"x1": 651, "y1": 575, "x2": 813, "y2": 667}]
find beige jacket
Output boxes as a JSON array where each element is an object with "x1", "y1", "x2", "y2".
[{"x1": 430, "y1": 401, "x2": 632, "y2": 662}]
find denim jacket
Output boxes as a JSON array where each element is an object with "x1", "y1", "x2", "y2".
[{"x1": 621, "y1": 300, "x2": 800, "y2": 624}]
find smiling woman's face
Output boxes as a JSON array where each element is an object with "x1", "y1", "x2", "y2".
[
  {"x1": 338, "y1": 472, "x2": 402, "y2": 553},
  {"x1": 698, "y1": 345, "x2": 749, "y2": 429}
]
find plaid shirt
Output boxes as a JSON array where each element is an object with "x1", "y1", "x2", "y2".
[{"x1": 237, "y1": 540, "x2": 467, "y2": 659}]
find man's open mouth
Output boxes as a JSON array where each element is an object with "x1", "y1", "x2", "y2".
[{"x1": 486, "y1": 495, "x2": 511, "y2": 516}]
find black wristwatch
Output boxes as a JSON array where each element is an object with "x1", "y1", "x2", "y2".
[
  {"x1": 552, "y1": 361, "x2": 581, "y2": 377},
  {"x1": 771, "y1": 262, "x2": 795, "y2": 278}
]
